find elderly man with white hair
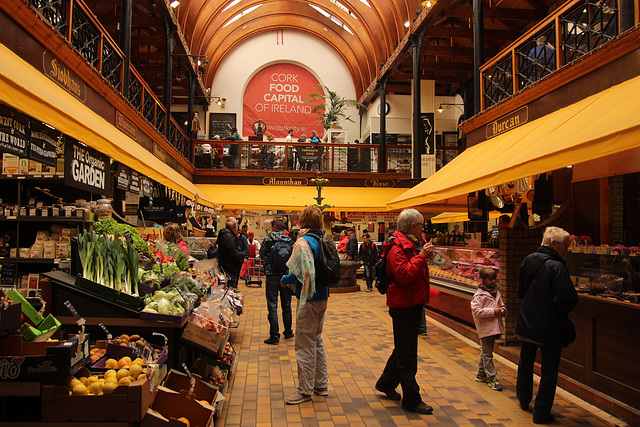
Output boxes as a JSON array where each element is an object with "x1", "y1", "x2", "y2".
[{"x1": 516, "y1": 226, "x2": 578, "y2": 424}]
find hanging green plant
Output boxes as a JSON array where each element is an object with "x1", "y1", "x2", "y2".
[{"x1": 304, "y1": 85, "x2": 365, "y2": 130}]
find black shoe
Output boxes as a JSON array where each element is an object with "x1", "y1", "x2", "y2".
[
  {"x1": 284, "y1": 332, "x2": 294, "y2": 339},
  {"x1": 375, "y1": 385, "x2": 401, "y2": 401},
  {"x1": 520, "y1": 401, "x2": 529, "y2": 411},
  {"x1": 402, "y1": 403, "x2": 434, "y2": 415},
  {"x1": 263, "y1": 337, "x2": 279, "y2": 345},
  {"x1": 533, "y1": 413, "x2": 556, "y2": 424}
]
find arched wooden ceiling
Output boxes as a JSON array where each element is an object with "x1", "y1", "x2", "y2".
[
  {"x1": 174, "y1": 0, "x2": 420, "y2": 97},
  {"x1": 84, "y1": 0, "x2": 563, "y2": 105}
]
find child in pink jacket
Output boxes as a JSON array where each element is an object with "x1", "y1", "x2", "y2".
[{"x1": 471, "y1": 267, "x2": 506, "y2": 391}]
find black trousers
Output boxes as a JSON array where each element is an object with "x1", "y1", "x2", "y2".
[
  {"x1": 516, "y1": 340, "x2": 563, "y2": 418},
  {"x1": 376, "y1": 304, "x2": 423, "y2": 408}
]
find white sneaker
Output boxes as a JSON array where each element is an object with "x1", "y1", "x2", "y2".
[{"x1": 285, "y1": 390, "x2": 312, "y2": 404}]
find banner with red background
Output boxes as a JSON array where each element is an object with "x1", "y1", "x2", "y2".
[{"x1": 243, "y1": 63, "x2": 324, "y2": 139}]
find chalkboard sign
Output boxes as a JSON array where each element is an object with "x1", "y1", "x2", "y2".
[
  {"x1": 208, "y1": 113, "x2": 236, "y2": 139},
  {"x1": 298, "y1": 146, "x2": 323, "y2": 164}
]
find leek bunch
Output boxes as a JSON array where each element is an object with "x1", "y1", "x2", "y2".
[{"x1": 77, "y1": 229, "x2": 140, "y2": 295}]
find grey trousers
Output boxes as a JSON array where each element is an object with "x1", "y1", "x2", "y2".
[
  {"x1": 478, "y1": 334, "x2": 500, "y2": 379},
  {"x1": 295, "y1": 299, "x2": 328, "y2": 395}
]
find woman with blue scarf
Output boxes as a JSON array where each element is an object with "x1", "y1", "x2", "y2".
[{"x1": 281, "y1": 205, "x2": 330, "y2": 404}]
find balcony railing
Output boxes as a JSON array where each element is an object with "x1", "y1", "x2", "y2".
[
  {"x1": 193, "y1": 141, "x2": 413, "y2": 174},
  {"x1": 28, "y1": 0, "x2": 191, "y2": 162},
  {"x1": 481, "y1": 0, "x2": 620, "y2": 109}
]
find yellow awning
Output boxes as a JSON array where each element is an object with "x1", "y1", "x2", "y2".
[
  {"x1": 0, "y1": 43, "x2": 214, "y2": 206},
  {"x1": 430, "y1": 211, "x2": 503, "y2": 224},
  {"x1": 387, "y1": 75, "x2": 640, "y2": 211},
  {"x1": 195, "y1": 184, "x2": 409, "y2": 212}
]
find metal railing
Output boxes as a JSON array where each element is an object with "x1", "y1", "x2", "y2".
[
  {"x1": 28, "y1": 0, "x2": 191, "y2": 163},
  {"x1": 481, "y1": 0, "x2": 620, "y2": 109},
  {"x1": 192, "y1": 140, "x2": 413, "y2": 174}
]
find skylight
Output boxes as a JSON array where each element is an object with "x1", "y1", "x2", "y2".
[
  {"x1": 359, "y1": 0, "x2": 371, "y2": 7},
  {"x1": 223, "y1": 0, "x2": 240, "y2": 12},
  {"x1": 330, "y1": 0, "x2": 358, "y2": 20},
  {"x1": 223, "y1": 4, "x2": 262, "y2": 28},
  {"x1": 309, "y1": 4, "x2": 353, "y2": 34}
]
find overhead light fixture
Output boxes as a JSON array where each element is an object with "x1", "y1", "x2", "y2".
[
  {"x1": 437, "y1": 102, "x2": 464, "y2": 113},
  {"x1": 170, "y1": 1, "x2": 180, "y2": 8},
  {"x1": 212, "y1": 96, "x2": 226, "y2": 109},
  {"x1": 404, "y1": 21, "x2": 410, "y2": 28},
  {"x1": 422, "y1": 0, "x2": 436, "y2": 7}
]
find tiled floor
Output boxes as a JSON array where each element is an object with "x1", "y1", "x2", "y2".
[{"x1": 216, "y1": 281, "x2": 626, "y2": 426}]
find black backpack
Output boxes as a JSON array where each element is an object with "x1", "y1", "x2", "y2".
[
  {"x1": 309, "y1": 234, "x2": 341, "y2": 286},
  {"x1": 268, "y1": 239, "x2": 293, "y2": 274},
  {"x1": 375, "y1": 237, "x2": 396, "y2": 294}
]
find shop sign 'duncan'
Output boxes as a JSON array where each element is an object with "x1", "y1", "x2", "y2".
[{"x1": 64, "y1": 139, "x2": 111, "y2": 194}]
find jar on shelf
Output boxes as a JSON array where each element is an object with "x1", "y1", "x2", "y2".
[{"x1": 96, "y1": 199, "x2": 113, "y2": 220}]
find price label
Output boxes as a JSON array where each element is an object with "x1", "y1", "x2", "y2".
[
  {"x1": 174, "y1": 285, "x2": 189, "y2": 306},
  {"x1": 133, "y1": 339, "x2": 153, "y2": 361},
  {"x1": 98, "y1": 323, "x2": 112, "y2": 341},
  {"x1": 64, "y1": 300, "x2": 85, "y2": 327},
  {"x1": 124, "y1": 231, "x2": 133, "y2": 243},
  {"x1": 218, "y1": 313, "x2": 227, "y2": 328}
]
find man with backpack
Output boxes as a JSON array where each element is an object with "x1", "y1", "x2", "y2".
[
  {"x1": 260, "y1": 218, "x2": 294, "y2": 345},
  {"x1": 359, "y1": 233, "x2": 379, "y2": 292}
]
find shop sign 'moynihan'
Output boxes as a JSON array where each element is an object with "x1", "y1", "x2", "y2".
[{"x1": 262, "y1": 177, "x2": 308, "y2": 186}]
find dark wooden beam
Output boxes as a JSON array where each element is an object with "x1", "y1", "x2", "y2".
[{"x1": 425, "y1": 26, "x2": 520, "y2": 41}]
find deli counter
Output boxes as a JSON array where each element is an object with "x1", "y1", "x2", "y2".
[{"x1": 427, "y1": 246, "x2": 499, "y2": 325}]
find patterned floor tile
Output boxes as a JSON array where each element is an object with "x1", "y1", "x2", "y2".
[{"x1": 215, "y1": 282, "x2": 624, "y2": 426}]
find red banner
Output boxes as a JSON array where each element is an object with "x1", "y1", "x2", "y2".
[{"x1": 243, "y1": 63, "x2": 324, "y2": 139}]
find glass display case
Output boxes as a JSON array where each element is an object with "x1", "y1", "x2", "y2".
[
  {"x1": 565, "y1": 251, "x2": 640, "y2": 304},
  {"x1": 428, "y1": 246, "x2": 500, "y2": 295}
]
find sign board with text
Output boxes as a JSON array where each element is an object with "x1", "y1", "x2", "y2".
[
  {"x1": 243, "y1": 63, "x2": 324, "y2": 139},
  {"x1": 0, "y1": 104, "x2": 28, "y2": 157},
  {"x1": 64, "y1": 140, "x2": 111, "y2": 194}
]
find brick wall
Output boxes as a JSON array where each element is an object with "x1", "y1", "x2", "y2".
[{"x1": 500, "y1": 203, "x2": 573, "y2": 344}]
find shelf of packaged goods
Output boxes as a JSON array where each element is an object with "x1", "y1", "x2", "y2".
[
  {"x1": 0, "y1": 216, "x2": 91, "y2": 223},
  {"x1": 0, "y1": 175, "x2": 64, "y2": 181},
  {"x1": 429, "y1": 276, "x2": 476, "y2": 300},
  {"x1": 0, "y1": 257, "x2": 63, "y2": 264}
]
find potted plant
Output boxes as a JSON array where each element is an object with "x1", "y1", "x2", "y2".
[{"x1": 304, "y1": 85, "x2": 365, "y2": 130}]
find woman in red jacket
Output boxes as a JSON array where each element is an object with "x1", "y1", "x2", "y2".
[{"x1": 375, "y1": 208, "x2": 435, "y2": 415}]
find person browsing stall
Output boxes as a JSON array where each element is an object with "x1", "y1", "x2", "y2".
[{"x1": 375, "y1": 209, "x2": 435, "y2": 415}]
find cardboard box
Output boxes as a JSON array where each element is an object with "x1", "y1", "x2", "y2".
[
  {"x1": 19, "y1": 158, "x2": 28, "y2": 175},
  {"x1": 2, "y1": 153, "x2": 19, "y2": 175},
  {"x1": 0, "y1": 333, "x2": 89, "y2": 381},
  {"x1": 41, "y1": 366, "x2": 152, "y2": 422},
  {"x1": 140, "y1": 387, "x2": 215, "y2": 427},
  {"x1": 181, "y1": 314, "x2": 229, "y2": 354},
  {"x1": 0, "y1": 299, "x2": 21, "y2": 336},
  {"x1": 28, "y1": 160, "x2": 42, "y2": 174},
  {"x1": 163, "y1": 369, "x2": 218, "y2": 404},
  {"x1": 91, "y1": 340, "x2": 168, "y2": 370}
]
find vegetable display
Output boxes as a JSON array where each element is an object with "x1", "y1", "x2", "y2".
[
  {"x1": 142, "y1": 289, "x2": 186, "y2": 315},
  {"x1": 93, "y1": 218, "x2": 152, "y2": 254},
  {"x1": 77, "y1": 228, "x2": 139, "y2": 295}
]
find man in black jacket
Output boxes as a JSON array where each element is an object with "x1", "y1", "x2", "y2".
[
  {"x1": 358, "y1": 233, "x2": 378, "y2": 292},
  {"x1": 217, "y1": 217, "x2": 244, "y2": 288},
  {"x1": 259, "y1": 219, "x2": 293, "y2": 345},
  {"x1": 516, "y1": 226, "x2": 578, "y2": 424},
  {"x1": 345, "y1": 227, "x2": 358, "y2": 261}
]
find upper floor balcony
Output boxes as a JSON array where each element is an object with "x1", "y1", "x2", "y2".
[
  {"x1": 481, "y1": 0, "x2": 625, "y2": 110},
  {"x1": 192, "y1": 140, "x2": 413, "y2": 176}
]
